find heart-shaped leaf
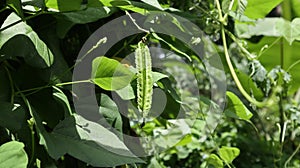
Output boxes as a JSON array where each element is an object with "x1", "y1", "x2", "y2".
[
  {"x1": 218, "y1": 146, "x2": 240, "y2": 164},
  {"x1": 91, "y1": 57, "x2": 135, "y2": 91},
  {"x1": 0, "y1": 141, "x2": 28, "y2": 168},
  {"x1": 0, "y1": 13, "x2": 54, "y2": 68}
]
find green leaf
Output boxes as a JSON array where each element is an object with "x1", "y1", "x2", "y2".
[
  {"x1": 236, "y1": 18, "x2": 284, "y2": 38},
  {"x1": 151, "y1": 33, "x2": 191, "y2": 61},
  {"x1": 223, "y1": 0, "x2": 246, "y2": 15},
  {"x1": 0, "y1": 102, "x2": 25, "y2": 131},
  {"x1": 99, "y1": 94, "x2": 123, "y2": 133},
  {"x1": 174, "y1": 134, "x2": 192, "y2": 146},
  {"x1": 37, "y1": 25, "x2": 72, "y2": 82},
  {"x1": 0, "y1": 141, "x2": 28, "y2": 168},
  {"x1": 115, "y1": 84, "x2": 135, "y2": 100},
  {"x1": 152, "y1": 71, "x2": 168, "y2": 84},
  {"x1": 109, "y1": 0, "x2": 160, "y2": 14},
  {"x1": 292, "y1": 0, "x2": 300, "y2": 17},
  {"x1": 91, "y1": 57, "x2": 135, "y2": 91},
  {"x1": 21, "y1": 0, "x2": 45, "y2": 9},
  {"x1": 235, "y1": 69, "x2": 264, "y2": 100},
  {"x1": 236, "y1": 18, "x2": 300, "y2": 45},
  {"x1": 0, "y1": 13, "x2": 54, "y2": 68},
  {"x1": 244, "y1": 0, "x2": 283, "y2": 19},
  {"x1": 46, "y1": 0, "x2": 82, "y2": 12},
  {"x1": 115, "y1": 71, "x2": 167, "y2": 100},
  {"x1": 225, "y1": 92, "x2": 253, "y2": 121},
  {"x1": 148, "y1": 157, "x2": 165, "y2": 168},
  {"x1": 207, "y1": 154, "x2": 224, "y2": 168},
  {"x1": 55, "y1": 19, "x2": 75, "y2": 38},
  {"x1": 29, "y1": 88, "x2": 64, "y2": 129},
  {"x1": 153, "y1": 120, "x2": 190, "y2": 149},
  {"x1": 7, "y1": 0, "x2": 24, "y2": 18},
  {"x1": 0, "y1": 67, "x2": 11, "y2": 102},
  {"x1": 50, "y1": 114, "x2": 144, "y2": 166},
  {"x1": 94, "y1": 0, "x2": 160, "y2": 14},
  {"x1": 57, "y1": 7, "x2": 115, "y2": 24},
  {"x1": 247, "y1": 37, "x2": 300, "y2": 93},
  {"x1": 141, "y1": 0, "x2": 163, "y2": 10},
  {"x1": 218, "y1": 146, "x2": 240, "y2": 164},
  {"x1": 236, "y1": 0, "x2": 247, "y2": 15},
  {"x1": 25, "y1": 94, "x2": 144, "y2": 167},
  {"x1": 281, "y1": 18, "x2": 300, "y2": 45},
  {"x1": 52, "y1": 86, "x2": 72, "y2": 117}
]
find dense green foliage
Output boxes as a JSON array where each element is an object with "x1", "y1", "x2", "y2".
[{"x1": 0, "y1": 0, "x2": 300, "y2": 167}]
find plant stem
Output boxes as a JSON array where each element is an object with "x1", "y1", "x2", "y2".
[
  {"x1": 0, "y1": 11, "x2": 44, "y2": 32},
  {"x1": 28, "y1": 120, "x2": 35, "y2": 167},
  {"x1": 284, "y1": 143, "x2": 300, "y2": 167},
  {"x1": 287, "y1": 59, "x2": 300, "y2": 72},
  {"x1": 215, "y1": 0, "x2": 226, "y2": 25},
  {"x1": 4, "y1": 63, "x2": 15, "y2": 104},
  {"x1": 125, "y1": 11, "x2": 150, "y2": 33},
  {"x1": 55, "y1": 79, "x2": 91, "y2": 86},
  {"x1": 281, "y1": 0, "x2": 292, "y2": 69},
  {"x1": 281, "y1": 0, "x2": 292, "y2": 21},
  {"x1": 223, "y1": 0, "x2": 235, "y2": 21},
  {"x1": 279, "y1": 94, "x2": 286, "y2": 144},
  {"x1": 0, "y1": 6, "x2": 8, "y2": 13},
  {"x1": 52, "y1": 36, "x2": 108, "y2": 83},
  {"x1": 278, "y1": 1, "x2": 290, "y2": 155},
  {"x1": 15, "y1": 79, "x2": 91, "y2": 95},
  {"x1": 221, "y1": 26, "x2": 266, "y2": 107},
  {"x1": 225, "y1": 30, "x2": 255, "y2": 60},
  {"x1": 215, "y1": 0, "x2": 269, "y2": 107}
]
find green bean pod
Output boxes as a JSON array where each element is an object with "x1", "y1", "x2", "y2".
[{"x1": 135, "y1": 42, "x2": 153, "y2": 118}]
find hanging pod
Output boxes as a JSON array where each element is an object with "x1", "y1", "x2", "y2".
[{"x1": 135, "y1": 41, "x2": 153, "y2": 118}]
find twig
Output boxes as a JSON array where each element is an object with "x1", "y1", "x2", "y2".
[
  {"x1": 125, "y1": 11, "x2": 150, "y2": 33},
  {"x1": 284, "y1": 143, "x2": 300, "y2": 168}
]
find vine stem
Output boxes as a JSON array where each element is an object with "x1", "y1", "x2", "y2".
[
  {"x1": 4, "y1": 63, "x2": 15, "y2": 104},
  {"x1": 215, "y1": 0, "x2": 268, "y2": 107},
  {"x1": 125, "y1": 11, "x2": 150, "y2": 33},
  {"x1": 220, "y1": 26, "x2": 266, "y2": 107},
  {"x1": 215, "y1": 0, "x2": 226, "y2": 25},
  {"x1": 223, "y1": 0, "x2": 235, "y2": 22},
  {"x1": 225, "y1": 30, "x2": 256, "y2": 60},
  {"x1": 15, "y1": 79, "x2": 91, "y2": 95},
  {"x1": 284, "y1": 143, "x2": 300, "y2": 167}
]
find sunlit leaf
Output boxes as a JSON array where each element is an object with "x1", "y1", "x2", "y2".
[
  {"x1": 0, "y1": 141, "x2": 28, "y2": 168},
  {"x1": 236, "y1": 17, "x2": 300, "y2": 45},
  {"x1": 141, "y1": 0, "x2": 163, "y2": 10},
  {"x1": 99, "y1": 94, "x2": 123, "y2": 133},
  {"x1": 218, "y1": 146, "x2": 240, "y2": 164},
  {"x1": 58, "y1": 7, "x2": 114, "y2": 24},
  {"x1": 7, "y1": 0, "x2": 24, "y2": 18},
  {"x1": 46, "y1": 0, "x2": 82, "y2": 12},
  {"x1": 91, "y1": 56, "x2": 135, "y2": 91},
  {"x1": 52, "y1": 86, "x2": 72, "y2": 116},
  {"x1": 26, "y1": 95, "x2": 144, "y2": 167},
  {"x1": 207, "y1": 154, "x2": 223, "y2": 168},
  {"x1": 0, "y1": 13, "x2": 54, "y2": 68},
  {"x1": 244, "y1": 0, "x2": 283, "y2": 19},
  {"x1": 225, "y1": 92, "x2": 253, "y2": 121}
]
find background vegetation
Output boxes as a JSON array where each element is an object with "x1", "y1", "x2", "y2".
[{"x1": 0, "y1": 0, "x2": 300, "y2": 167}]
